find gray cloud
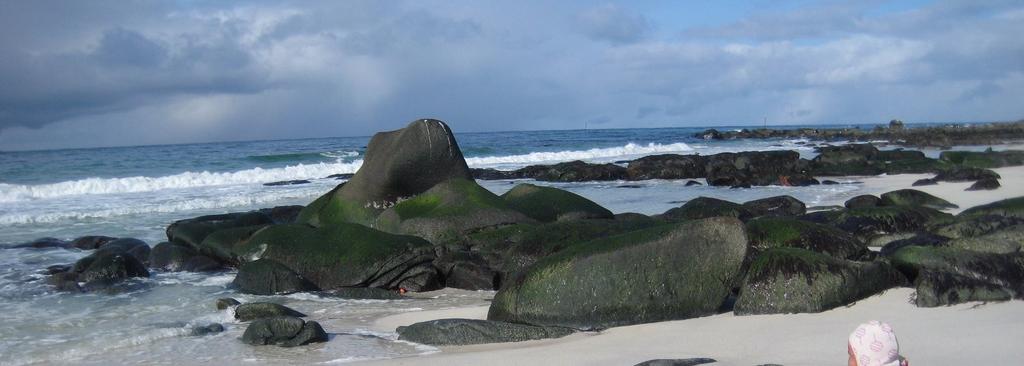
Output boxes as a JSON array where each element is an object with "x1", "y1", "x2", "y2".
[{"x1": 0, "y1": 0, "x2": 1023, "y2": 150}]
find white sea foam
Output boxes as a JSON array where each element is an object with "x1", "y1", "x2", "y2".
[
  {"x1": 464, "y1": 142, "x2": 694, "y2": 167},
  {"x1": 0, "y1": 160, "x2": 363, "y2": 203}
]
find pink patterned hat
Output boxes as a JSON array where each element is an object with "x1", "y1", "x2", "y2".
[{"x1": 848, "y1": 321, "x2": 901, "y2": 366}]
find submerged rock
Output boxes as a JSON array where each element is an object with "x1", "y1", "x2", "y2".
[
  {"x1": 263, "y1": 180, "x2": 311, "y2": 186},
  {"x1": 191, "y1": 323, "x2": 226, "y2": 336},
  {"x1": 734, "y1": 248, "x2": 903, "y2": 315},
  {"x1": 149, "y1": 241, "x2": 199, "y2": 271},
  {"x1": 216, "y1": 298, "x2": 241, "y2": 310},
  {"x1": 297, "y1": 119, "x2": 473, "y2": 227},
  {"x1": 633, "y1": 359, "x2": 718, "y2": 366},
  {"x1": 396, "y1": 318, "x2": 574, "y2": 346},
  {"x1": 241, "y1": 316, "x2": 327, "y2": 347},
  {"x1": 488, "y1": 217, "x2": 747, "y2": 329},
  {"x1": 11, "y1": 237, "x2": 69, "y2": 249},
  {"x1": 501, "y1": 183, "x2": 613, "y2": 222},
  {"x1": 167, "y1": 212, "x2": 273, "y2": 250},
  {"x1": 233, "y1": 259, "x2": 319, "y2": 295},
  {"x1": 71, "y1": 236, "x2": 117, "y2": 250},
  {"x1": 235, "y1": 302, "x2": 306, "y2": 322}
]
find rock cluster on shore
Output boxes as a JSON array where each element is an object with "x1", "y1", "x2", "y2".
[
  {"x1": 696, "y1": 120, "x2": 1024, "y2": 148},
  {"x1": 15, "y1": 118, "x2": 1024, "y2": 349}
]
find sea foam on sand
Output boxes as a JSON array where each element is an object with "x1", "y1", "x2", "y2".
[{"x1": 360, "y1": 166, "x2": 1024, "y2": 366}]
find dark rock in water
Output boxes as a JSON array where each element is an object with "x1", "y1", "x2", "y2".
[
  {"x1": 234, "y1": 223, "x2": 440, "y2": 291},
  {"x1": 685, "y1": 180, "x2": 703, "y2": 186},
  {"x1": 466, "y1": 219, "x2": 662, "y2": 281},
  {"x1": 914, "y1": 270, "x2": 1014, "y2": 307},
  {"x1": 743, "y1": 195, "x2": 807, "y2": 217},
  {"x1": 470, "y1": 168, "x2": 518, "y2": 180},
  {"x1": 192, "y1": 323, "x2": 226, "y2": 336},
  {"x1": 298, "y1": 119, "x2": 473, "y2": 227},
  {"x1": 81, "y1": 277, "x2": 151, "y2": 294},
  {"x1": 746, "y1": 217, "x2": 866, "y2": 260},
  {"x1": 890, "y1": 246, "x2": 1024, "y2": 305},
  {"x1": 734, "y1": 248, "x2": 904, "y2": 315},
  {"x1": 810, "y1": 144, "x2": 884, "y2": 176},
  {"x1": 520, "y1": 160, "x2": 628, "y2": 182},
  {"x1": 633, "y1": 359, "x2": 718, "y2": 366},
  {"x1": 93, "y1": 238, "x2": 151, "y2": 265},
  {"x1": 662, "y1": 197, "x2": 755, "y2": 222},
  {"x1": 934, "y1": 166, "x2": 1000, "y2": 182},
  {"x1": 433, "y1": 250, "x2": 499, "y2": 291},
  {"x1": 939, "y1": 149, "x2": 1024, "y2": 169},
  {"x1": 501, "y1": 183, "x2": 613, "y2": 223},
  {"x1": 167, "y1": 211, "x2": 273, "y2": 250},
  {"x1": 76, "y1": 253, "x2": 149, "y2": 283},
  {"x1": 149, "y1": 242, "x2": 199, "y2": 271},
  {"x1": 258, "y1": 205, "x2": 305, "y2": 224},
  {"x1": 11, "y1": 237, "x2": 69, "y2": 249},
  {"x1": 48, "y1": 272, "x2": 82, "y2": 292},
  {"x1": 958, "y1": 197, "x2": 1024, "y2": 219},
  {"x1": 966, "y1": 178, "x2": 1000, "y2": 191},
  {"x1": 705, "y1": 151, "x2": 811, "y2": 187},
  {"x1": 488, "y1": 217, "x2": 748, "y2": 329},
  {"x1": 878, "y1": 189, "x2": 958, "y2": 210},
  {"x1": 626, "y1": 154, "x2": 706, "y2": 180},
  {"x1": 216, "y1": 298, "x2": 241, "y2": 310},
  {"x1": 396, "y1": 318, "x2": 574, "y2": 346},
  {"x1": 946, "y1": 225, "x2": 1024, "y2": 254},
  {"x1": 263, "y1": 180, "x2": 311, "y2": 186},
  {"x1": 71, "y1": 236, "x2": 117, "y2": 250},
  {"x1": 325, "y1": 287, "x2": 403, "y2": 300},
  {"x1": 198, "y1": 225, "x2": 267, "y2": 265},
  {"x1": 617, "y1": 184, "x2": 642, "y2": 189},
  {"x1": 830, "y1": 206, "x2": 951, "y2": 237},
  {"x1": 241, "y1": 316, "x2": 327, "y2": 347},
  {"x1": 821, "y1": 180, "x2": 840, "y2": 185},
  {"x1": 375, "y1": 179, "x2": 534, "y2": 245},
  {"x1": 233, "y1": 259, "x2": 319, "y2": 295},
  {"x1": 45, "y1": 264, "x2": 72, "y2": 275},
  {"x1": 879, "y1": 232, "x2": 950, "y2": 257},
  {"x1": 912, "y1": 178, "x2": 938, "y2": 186},
  {"x1": 181, "y1": 255, "x2": 223, "y2": 272},
  {"x1": 235, "y1": 302, "x2": 306, "y2": 321},
  {"x1": 844, "y1": 195, "x2": 880, "y2": 209},
  {"x1": 325, "y1": 173, "x2": 354, "y2": 180}
]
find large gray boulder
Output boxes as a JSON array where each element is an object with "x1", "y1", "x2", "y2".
[
  {"x1": 298, "y1": 119, "x2": 473, "y2": 227},
  {"x1": 241, "y1": 316, "x2": 328, "y2": 347},
  {"x1": 488, "y1": 217, "x2": 747, "y2": 329}
]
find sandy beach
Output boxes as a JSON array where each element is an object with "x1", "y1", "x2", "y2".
[{"x1": 359, "y1": 166, "x2": 1024, "y2": 366}]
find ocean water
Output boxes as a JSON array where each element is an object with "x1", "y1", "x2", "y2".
[{"x1": 0, "y1": 123, "x2": 995, "y2": 365}]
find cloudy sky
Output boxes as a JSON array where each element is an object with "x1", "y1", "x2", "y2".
[{"x1": 1, "y1": 0, "x2": 1022, "y2": 150}]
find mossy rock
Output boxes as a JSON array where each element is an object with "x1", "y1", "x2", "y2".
[
  {"x1": 501, "y1": 183, "x2": 613, "y2": 222},
  {"x1": 734, "y1": 248, "x2": 903, "y2": 315},
  {"x1": 880, "y1": 156, "x2": 947, "y2": 174},
  {"x1": 939, "y1": 150, "x2": 1024, "y2": 169},
  {"x1": 233, "y1": 259, "x2": 320, "y2": 295},
  {"x1": 946, "y1": 225, "x2": 1024, "y2": 254},
  {"x1": 745, "y1": 217, "x2": 866, "y2": 259},
  {"x1": 890, "y1": 246, "x2": 1024, "y2": 305},
  {"x1": 934, "y1": 166, "x2": 1001, "y2": 182},
  {"x1": 77, "y1": 252, "x2": 150, "y2": 283},
  {"x1": 878, "y1": 189, "x2": 958, "y2": 210},
  {"x1": 149, "y1": 241, "x2": 199, "y2": 271},
  {"x1": 235, "y1": 223, "x2": 440, "y2": 291},
  {"x1": 241, "y1": 316, "x2": 327, "y2": 347},
  {"x1": 661, "y1": 197, "x2": 755, "y2": 222},
  {"x1": 465, "y1": 219, "x2": 664, "y2": 282},
  {"x1": 375, "y1": 179, "x2": 534, "y2": 245},
  {"x1": 487, "y1": 217, "x2": 748, "y2": 329},
  {"x1": 927, "y1": 214, "x2": 1024, "y2": 239},
  {"x1": 297, "y1": 119, "x2": 474, "y2": 227},
  {"x1": 830, "y1": 206, "x2": 951, "y2": 237},
  {"x1": 958, "y1": 197, "x2": 1024, "y2": 219},
  {"x1": 742, "y1": 195, "x2": 806, "y2": 217},
  {"x1": 166, "y1": 212, "x2": 273, "y2": 249},
  {"x1": 396, "y1": 318, "x2": 574, "y2": 346},
  {"x1": 914, "y1": 270, "x2": 1014, "y2": 307},
  {"x1": 198, "y1": 225, "x2": 267, "y2": 265}
]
